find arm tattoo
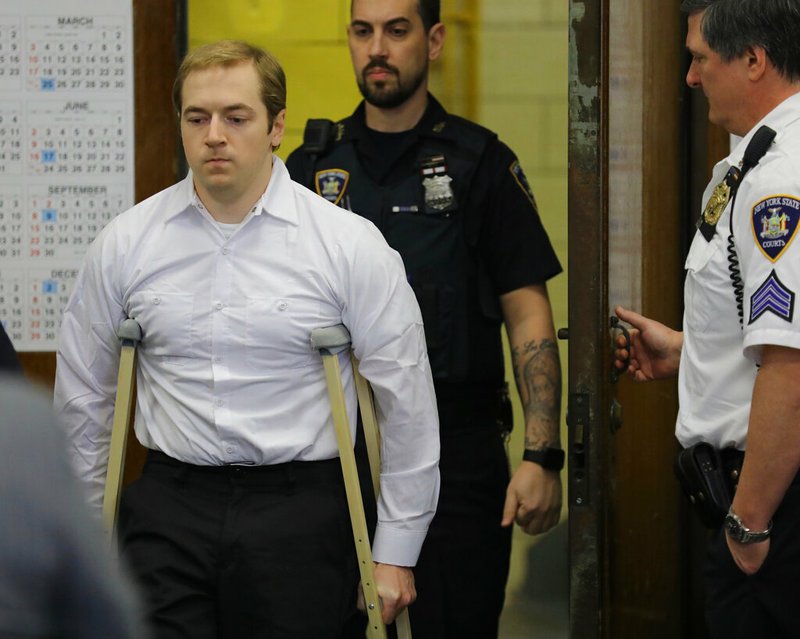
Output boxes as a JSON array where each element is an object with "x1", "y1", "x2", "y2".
[{"x1": 511, "y1": 338, "x2": 562, "y2": 449}]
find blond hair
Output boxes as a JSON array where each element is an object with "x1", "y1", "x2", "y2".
[{"x1": 173, "y1": 40, "x2": 286, "y2": 131}]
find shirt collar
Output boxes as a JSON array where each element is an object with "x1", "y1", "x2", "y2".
[{"x1": 163, "y1": 157, "x2": 298, "y2": 227}]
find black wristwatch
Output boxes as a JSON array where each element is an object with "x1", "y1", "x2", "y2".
[
  {"x1": 723, "y1": 507, "x2": 772, "y2": 544},
  {"x1": 522, "y1": 447, "x2": 565, "y2": 471}
]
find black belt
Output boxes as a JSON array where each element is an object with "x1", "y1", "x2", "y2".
[
  {"x1": 143, "y1": 449, "x2": 343, "y2": 488},
  {"x1": 719, "y1": 446, "x2": 745, "y2": 489}
]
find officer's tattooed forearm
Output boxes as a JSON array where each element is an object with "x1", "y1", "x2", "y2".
[{"x1": 511, "y1": 338, "x2": 561, "y2": 449}]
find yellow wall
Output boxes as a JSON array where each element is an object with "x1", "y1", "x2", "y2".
[
  {"x1": 189, "y1": 1, "x2": 360, "y2": 155},
  {"x1": 478, "y1": 1, "x2": 569, "y2": 606},
  {"x1": 188, "y1": 0, "x2": 569, "y2": 629}
]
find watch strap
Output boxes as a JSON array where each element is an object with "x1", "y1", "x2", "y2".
[
  {"x1": 724, "y1": 507, "x2": 772, "y2": 544},
  {"x1": 522, "y1": 447, "x2": 565, "y2": 471}
]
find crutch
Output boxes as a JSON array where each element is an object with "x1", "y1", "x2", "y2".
[
  {"x1": 101, "y1": 318, "x2": 142, "y2": 543},
  {"x1": 311, "y1": 325, "x2": 413, "y2": 639}
]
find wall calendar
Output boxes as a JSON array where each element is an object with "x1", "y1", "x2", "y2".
[{"x1": 0, "y1": 1, "x2": 134, "y2": 351}]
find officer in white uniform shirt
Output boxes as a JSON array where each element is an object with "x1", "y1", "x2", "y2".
[
  {"x1": 614, "y1": 1, "x2": 800, "y2": 637},
  {"x1": 54, "y1": 40, "x2": 440, "y2": 639}
]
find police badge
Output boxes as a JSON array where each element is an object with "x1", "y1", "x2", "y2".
[
  {"x1": 423, "y1": 174, "x2": 454, "y2": 210},
  {"x1": 314, "y1": 169, "x2": 350, "y2": 206},
  {"x1": 420, "y1": 155, "x2": 456, "y2": 213},
  {"x1": 698, "y1": 165, "x2": 741, "y2": 241},
  {"x1": 703, "y1": 180, "x2": 731, "y2": 226}
]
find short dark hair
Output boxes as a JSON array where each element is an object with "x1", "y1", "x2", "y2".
[
  {"x1": 350, "y1": 0, "x2": 440, "y2": 32},
  {"x1": 417, "y1": 0, "x2": 441, "y2": 32},
  {"x1": 681, "y1": 0, "x2": 800, "y2": 82}
]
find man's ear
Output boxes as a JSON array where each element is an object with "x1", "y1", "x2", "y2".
[
  {"x1": 428, "y1": 23, "x2": 446, "y2": 62},
  {"x1": 745, "y1": 45, "x2": 768, "y2": 82},
  {"x1": 270, "y1": 109, "x2": 286, "y2": 147}
]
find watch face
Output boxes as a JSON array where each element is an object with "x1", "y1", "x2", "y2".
[
  {"x1": 724, "y1": 514, "x2": 744, "y2": 541},
  {"x1": 724, "y1": 511, "x2": 771, "y2": 544}
]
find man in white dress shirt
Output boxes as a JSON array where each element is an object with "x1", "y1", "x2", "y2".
[{"x1": 54, "y1": 40, "x2": 440, "y2": 639}]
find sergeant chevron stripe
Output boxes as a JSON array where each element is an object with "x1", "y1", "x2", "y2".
[{"x1": 749, "y1": 270, "x2": 795, "y2": 323}]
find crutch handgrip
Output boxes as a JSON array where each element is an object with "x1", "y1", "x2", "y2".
[
  {"x1": 102, "y1": 318, "x2": 142, "y2": 543},
  {"x1": 310, "y1": 324, "x2": 351, "y2": 355},
  {"x1": 117, "y1": 317, "x2": 143, "y2": 344}
]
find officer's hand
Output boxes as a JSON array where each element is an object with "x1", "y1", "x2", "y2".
[
  {"x1": 614, "y1": 306, "x2": 682, "y2": 382},
  {"x1": 357, "y1": 563, "x2": 416, "y2": 624},
  {"x1": 502, "y1": 461, "x2": 562, "y2": 535},
  {"x1": 726, "y1": 535, "x2": 770, "y2": 575}
]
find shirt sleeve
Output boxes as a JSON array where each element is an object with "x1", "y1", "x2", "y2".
[
  {"x1": 738, "y1": 147, "x2": 800, "y2": 362},
  {"x1": 336, "y1": 220, "x2": 441, "y2": 567},
  {"x1": 53, "y1": 223, "x2": 128, "y2": 510},
  {"x1": 478, "y1": 139, "x2": 563, "y2": 294}
]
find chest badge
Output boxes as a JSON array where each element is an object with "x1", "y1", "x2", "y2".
[
  {"x1": 420, "y1": 155, "x2": 455, "y2": 212},
  {"x1": 703, "y1": 180, "x2": 731, "y2": 226},
  {"x1": 315, "y1": 169, "x2": 350, "y2": 206},
  {"x1": 752, "y1": 195, "x2": 800, "y2": 262}
]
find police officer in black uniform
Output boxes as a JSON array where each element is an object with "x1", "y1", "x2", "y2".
[{"x1": 286, "y1": 1, "x2": 564, "y2": 636}]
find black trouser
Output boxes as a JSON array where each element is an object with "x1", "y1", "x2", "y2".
[
  {"x1": 408, "y1": 420, "x2": 512, "y2": 639},
  {"x1": 118, "y1": 451, "x2": 364, "y2": 639},
  {"x1": 705, "y1": 475, "x2": 800, "y2": 639}
]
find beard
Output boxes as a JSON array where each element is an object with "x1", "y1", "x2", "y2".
[{"x1": 357, "y1": 61, "x2": 426, "y2": 109}]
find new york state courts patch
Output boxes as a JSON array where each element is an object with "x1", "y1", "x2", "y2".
[
  {"x1": 749, "y1": 196, "x2": 800, "y2": 324},
  {"x1": 751, "y1": 195, "x2": 800, "y2": 262}
]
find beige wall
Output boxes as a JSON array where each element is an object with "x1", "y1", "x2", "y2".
[{"x1": 187, "y1": 0, "x2": 569, "y2": 630}]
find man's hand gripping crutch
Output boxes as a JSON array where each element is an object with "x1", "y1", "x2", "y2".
[
  {"x1": 102, "y1": 318, "x2": 142, "y2": 544},
  {"x1": 311, "y1": 325, "x2": 414, "y2": 639}
]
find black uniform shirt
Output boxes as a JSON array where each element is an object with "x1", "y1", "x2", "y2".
[{"x1": 286, "y1": 96, "x2": 562, "y2": 299}]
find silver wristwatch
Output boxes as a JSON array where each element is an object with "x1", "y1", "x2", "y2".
[{"x1": 723, "y1": 507, "x2": 772, "y2": 544}]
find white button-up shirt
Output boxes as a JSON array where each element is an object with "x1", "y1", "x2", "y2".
[
  {"x1": 54, "y1": 158, "x2": 440, "y2": 566},
  {"x1": 679, "y1": 92, "x2": 800, "y2": 449}
]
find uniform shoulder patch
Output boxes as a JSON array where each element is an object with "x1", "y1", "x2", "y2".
[
  {"x1": 509, "y1": 160, "x2": 537, "y2": 208},
  {"x1": 751, "y1": 195, "x2": 800, "y2": 262},
  {"x1": 749, "y1": 269, "x2": 795, "y2": 324},
  {"x1": 315, "y1": 169, "x2": 349, "y2": 206}
]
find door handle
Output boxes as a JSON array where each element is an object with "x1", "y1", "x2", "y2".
[{"x1": 609, "y1": 315, "x2": 630, "y2": 384}]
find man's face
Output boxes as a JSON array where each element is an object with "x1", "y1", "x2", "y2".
[
  {"x1": 348, "y1": 0, "x2": 436, "y2": 108},
  {"x1": 179, "y1": 61, "x2": 284, "y2": 205},
  {"x1": 685, "y1": 11, "x2": 750, "y2": 135}
]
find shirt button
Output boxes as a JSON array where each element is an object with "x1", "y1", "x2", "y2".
[
  {"x1": 226, "y1": 446, "x2": 234, "y2": 454},
  {"x1": 222, "y1": 247, "x2": 229, "y2": 255},
  {"x1": 278, "y1": 301, "x2": 288, "y2": 311},
  {"x1": 215, "y1": 399, "x2": 224, "y2": 407},
  {"x1": 152, "y1": 296, "x2": 161, "y2": 305},
  {"x1": 215, "y1": 302, "x2": 224, "y2": 311}
]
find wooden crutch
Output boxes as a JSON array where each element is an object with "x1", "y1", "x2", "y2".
[
  {"x1": 101, "y1": 318, "x2": 142, "y2": 542},
  {"x1": 310, "y1": 325, "x2": 413, "y2": 639}
]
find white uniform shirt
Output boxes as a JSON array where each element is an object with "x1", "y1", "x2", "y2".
[
  {"x1": 54, "y1": 158, "x2": 440, "y2": 567},
  {"x1": 679, "y1": 92, "x2": 800, "y2": 449}
]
